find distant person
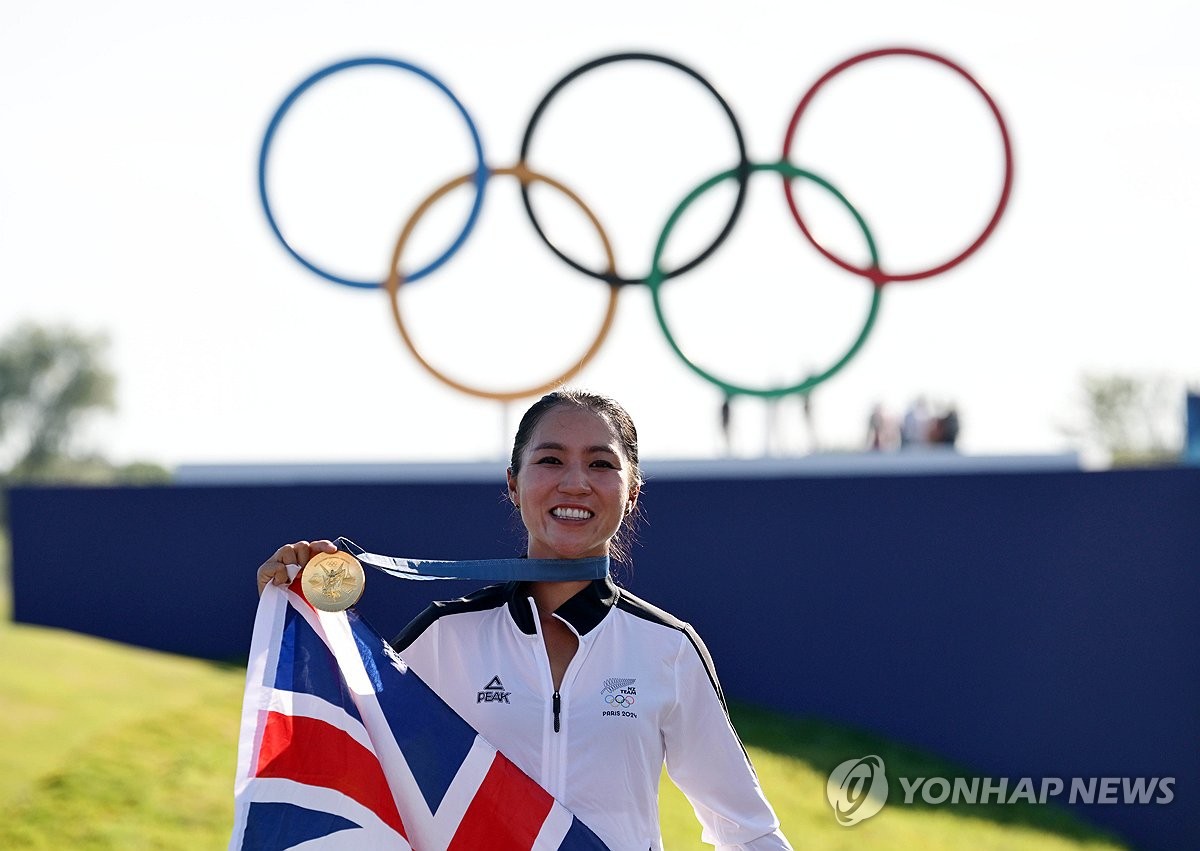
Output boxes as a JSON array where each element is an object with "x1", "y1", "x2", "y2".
[
  {"x1": 866, "y1": 402, "x2": 898, "y2": 451},
  {"x1": 801, "y1": 390, "x2": 818, "y2": 452},
  {"x1": 901, "y1": 397, "x2": 931, "y2": 449},
  {"x1": 720, "y1": 395, "x2": 733, "y2": 455},
  {"x1": 936, "y1": 405, "x2": 960, "y2": 448},
  {"x1": 255, "y1": 389, "x2": 792, "y2": 850}
]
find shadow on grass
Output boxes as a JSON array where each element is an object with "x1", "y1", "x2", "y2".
[{"x1": 729, "y1": 702, "x2": 1133, "y2": 848}]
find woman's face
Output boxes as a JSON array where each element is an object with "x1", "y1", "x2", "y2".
[{"x1": 507, "y1": 405, "x2": 637, "y2": 561}]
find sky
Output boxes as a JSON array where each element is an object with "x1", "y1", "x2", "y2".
[{"x1": 1, "y1": 1, "x2": 1197, "y2": 469}]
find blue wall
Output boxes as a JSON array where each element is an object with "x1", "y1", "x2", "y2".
[{"x1": 8, "y1": 466, "x2": 1198, "y2": 850}]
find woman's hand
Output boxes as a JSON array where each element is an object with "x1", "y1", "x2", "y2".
[{"x1": 256, "y1": 539, "x2": 338, "y2": 595}]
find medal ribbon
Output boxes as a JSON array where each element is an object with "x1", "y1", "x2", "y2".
[{"x1": 335, "y1": 537, "x2": 610, "y2": 582}]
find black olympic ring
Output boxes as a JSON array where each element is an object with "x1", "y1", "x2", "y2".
[
  {"x1": 518, "y1": 52, "x2": 751, "y2": 288},
  {"x1": 258, "y1": 49, "x2": 1012, "y2": 401}
]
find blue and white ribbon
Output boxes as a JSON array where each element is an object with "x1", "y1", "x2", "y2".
[{"x1": 335, "y1": 537, "x2": 609, "y2": 582}]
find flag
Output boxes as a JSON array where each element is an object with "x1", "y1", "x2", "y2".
[{"x1": 230, "y1": 575, "x2": 609, "y2": 850}]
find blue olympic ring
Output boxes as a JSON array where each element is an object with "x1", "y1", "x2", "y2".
[{"x1": 257, "y1": 57, "x2": 489, "y2": 289}]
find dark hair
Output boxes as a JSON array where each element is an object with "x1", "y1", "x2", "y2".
[{"x1": 508, "y1": 389, "x2": 643, "y2": 565}]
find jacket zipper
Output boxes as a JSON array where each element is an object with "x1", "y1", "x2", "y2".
[{"x1": 553, "y1": 690, "x2": 562, "y2": 733}]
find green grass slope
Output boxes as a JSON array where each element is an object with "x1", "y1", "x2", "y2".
[{"x1": 0, "y1": 585, "x2": 1129, "y2": 849}]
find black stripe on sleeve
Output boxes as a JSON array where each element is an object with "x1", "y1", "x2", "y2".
[
  {"x1": 613, "y1": 591, "x2": 729, "y2": 716},
  {"x1": 389, "y1": 582, "x2": 509, "y2": 652}
]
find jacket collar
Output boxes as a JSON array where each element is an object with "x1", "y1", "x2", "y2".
[{"x1": 506, "y1": 577, "x2": 619, "y2": 636}]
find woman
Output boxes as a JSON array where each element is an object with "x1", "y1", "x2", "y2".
[{"x1": 258, "y1": 390, "x2": 791, "y2": 850}]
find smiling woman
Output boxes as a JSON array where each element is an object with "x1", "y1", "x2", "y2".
[
  {"x1": 256, "y1": 389, "x2": 793, "y2": 849},
  {"x1": 397, "y1": 389, "x2": 791, "y2": 849},
  {"x1": 505, "y1": 391, "x2": 642, "y2": 564}
]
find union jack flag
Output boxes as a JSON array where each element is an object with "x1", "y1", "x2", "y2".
[{"x1": 230, "y1": 576, "x2": 608, "y2": 850}]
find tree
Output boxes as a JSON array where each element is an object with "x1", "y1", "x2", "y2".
[
  {"x1": 1067, "y1": 373, "x2": 1182, "y2": 467},
  {"x1": 0, "y1": 323, "x2": 121, "y2": 481}
]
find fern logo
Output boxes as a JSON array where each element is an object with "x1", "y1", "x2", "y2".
[
  {"x1": 827, "y1": 755, "x2": 889, "y2": 826},
  {"x1": 602, "y1": 677, "x2": 636, "y2": 695}
]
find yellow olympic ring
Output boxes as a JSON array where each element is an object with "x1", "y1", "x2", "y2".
[{"x1": 385, "y1": 163, "x2": 620, "y2": 403}]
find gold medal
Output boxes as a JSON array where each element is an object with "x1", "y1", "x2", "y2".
[{"x1": 301, "y1": 551, "x2": 365, "y2": 612}]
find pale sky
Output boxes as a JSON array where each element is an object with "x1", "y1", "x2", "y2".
[{"x1": 2, "y1": 1, "x2": 1197, "y2": 468}]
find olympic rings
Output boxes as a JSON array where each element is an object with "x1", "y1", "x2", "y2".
[
  {"x1": 648, "y1": 161, "x2": 881, "y2": 399},
  {"x1": 781, "y1": 47, "x2": 1014, "y2": 285},
  {"x1": 518, "y1": 52, "x2": 750, "y2": 287},
  {"x1": 605, "y1": 694, "x2": 636, "y2": 707},
  {"x1": 385, "y1": 163, "x2": 620, "y2": 402},
  {"x1": 258, "y1": 48, "x2": 1012, "y2": 401},
  {"x1": 258, "y1": 57, "x2": 488, "y2": 289}
]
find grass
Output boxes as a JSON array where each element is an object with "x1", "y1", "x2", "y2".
[
  {"x1": 660, "y1": 707, "x2": 1130, "y2": 850},
  {"x1": 0, "y1": 616, "x2": 244, "y2": 849},
  {"x1": 0, "y1": 539, "x2": 1129, "y2": 849}
]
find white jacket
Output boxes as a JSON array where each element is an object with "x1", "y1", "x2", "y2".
[{"x1": 392, "y1": 577, "x2": 792, "y2": 851}]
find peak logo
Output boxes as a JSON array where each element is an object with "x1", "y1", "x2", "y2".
[
  {"x1": 827, "y1": 755, "x2": 888, "y2": 826},
  {"x1": 477, "y1": 675, "x2": 510, "y2": 704}
]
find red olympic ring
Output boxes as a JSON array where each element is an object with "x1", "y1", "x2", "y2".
[{"x1": 781, "y1": 47, "x2": 1014, "y2": 285}]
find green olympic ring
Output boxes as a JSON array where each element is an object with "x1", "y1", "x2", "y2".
[{"x1": 646, "y1": 160, "x2": 882, "y2": 399}]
